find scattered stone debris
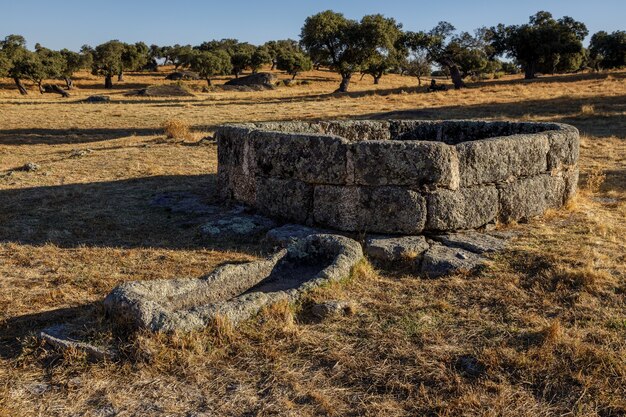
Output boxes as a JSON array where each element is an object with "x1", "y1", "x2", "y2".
[
  {"x1": 200, "y1": 213, "x2": 277, "y2": 239},
  {"x1": 104, "y1": 234, "x2": 363, "y2": 332},
  {"x1": 69, "y1": 148, "x2": 93, "y2": 158},
  {"x1": 311, "y1": 300, "x2": 355, "y2": 320},
  {"x1": 264, "y1": 224, "x2": 325, "y2": 249},
  {"x1": 420, "y1": 244, "x2": 486, "y2": 278},
  {"x1": 40, "y1": 324, "x2": 114, "y2": 361},
  {"x1": 17, "y1": 162, "x2": 40, "y2": 172},
  {"x1": 431, "y1": 231, "x2": 507, "y2": 254},
  {"x1": 365, "y1": 235, "x2": 430, "y2": 263},
  {"x1": 83, "y1": 95, "x2": 110, "y2": 103}
]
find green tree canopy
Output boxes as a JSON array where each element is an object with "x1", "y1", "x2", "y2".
[
  {"x1": 250, "y1": 46, "x2": 272, "y2": 73},
  {"x1": 91, "y1": 40, "x2": 125, "y2": 88},
  {"x1": 276, "y1": 49, "x2": 312, "y2": 79},
  {"x1": 189, "y1": 49, "x2": 232, "y2": 86},
  {"x1": 589, "y1": 30, "x2": 626, "y2": 70},
  {"x1": 488, "y1": 11, "x2": 588, "y2": 79},
  {"x1": 263, "y1": 39, "x2": 301, "y2": 69},
  {"x1": 360, "y1": 14, "x2": 405, "y2": 84},
  {"x1": 300, "y1": 10, "x2": 401, "y2": 92}
]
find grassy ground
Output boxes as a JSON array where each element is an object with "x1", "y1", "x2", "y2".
[{"x1": 0, "y1": 68, "x2": 625, "y2": 416}]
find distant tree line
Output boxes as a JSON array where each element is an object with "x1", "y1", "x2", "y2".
[{"x1": 0, "y1": 10, "x2": 623, "y2": 94}]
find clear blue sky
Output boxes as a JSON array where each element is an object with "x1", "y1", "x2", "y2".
[{"x1": 1, "y1": 0, "x2": 623, "y2": 50}]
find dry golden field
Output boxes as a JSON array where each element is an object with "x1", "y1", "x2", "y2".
[{"x1": 0, "y1": 67, "x2": 625, "y2": 416}]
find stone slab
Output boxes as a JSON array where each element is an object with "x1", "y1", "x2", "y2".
[
  {"x1": 351, "y1": 140, "x2": 459, "y2": 189},
  {"x1": 255, "y1": 177, "x2": 313, "y2": 223},
  {"x1": 456, "y1": 134, "x2": 549, "y2": 186},
  {"x1": 498, "y1": 174, "x2": 566, "y2": 222},
  {"x1": 426, "y1": 186, "x2": 499, "y2": 231},
  {"x1": 420, "y1": 244, "x2": 486, "y2": 278},
  {"x1": 432, "y1": 231, "x2": 507, "y2": 254},
  {"x1": 313, "y1": 185, "x2": 427, "y2": 234},
  {"x1": 264, "y1": 224, "x2": 325, "y2": 249},
  {"x1": 365, "y1": 235, "x2": 430, "y2": 262}
]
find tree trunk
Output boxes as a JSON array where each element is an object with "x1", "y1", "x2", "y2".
[
  {"x1": 336, "y1": 74, "x2": 351, "y2": 93},
  {"x1": 14, "y1": 78, "x2": 27, "y2": 95},
  {"x1": 270, "y1": 61, "x2": 276, "y2": 70},
  {"x1": 118, "y1": 71, "x2": 124, "y2": 82},
  {"x1": 524, "y1": 62, "x2": 536, "y2": 79},
  {"x1": 105, "y1": 75, "x2": 113, "y2": 89},
  {"x1": 43, "y1": 84, "x2": 70, "y2": 97},
  {"x1": 448, "y1": 65, "x2": 466, "y2": 89},
  {"x1": 206, "y1": 78, "x2": 212, "y2": 86},
  {"x1": 64, "y1": 77, "x2": 74, "y2": 89},
  {"x1": 417, "y1": 75, "x2": 422, "y2": 86},
  {"x1": 292, "y1": 73, "x2": 297, "y2": 80},
  {"x1": 37, "y1": 81, "x2": 44, "y2": 94},
  {"x1": 373, "y1": 75, "x2": 381, "y2": 85}
]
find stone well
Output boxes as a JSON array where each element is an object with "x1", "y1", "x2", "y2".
[{"x1": 216, "y1": 120, "x2": 579, "y2": 234}]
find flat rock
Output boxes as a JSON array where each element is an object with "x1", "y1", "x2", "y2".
[
  {"x1": 40, "y1": 324, "x2": 113, "y2": 361},
  {"x1": 264, "y1": 224, "x2": 324, "y2": 249},
  {"x1": 83, "y1": 95, "x2": 110, "y2": 103},
  {"x1": 365, "y1": 235, "x2": 429, "y2": 262},
  {"x1": 432, "y1": 231, "x2": 507, "y2": 254},
  {"x1": 200, "y1": 213, "x2": 276, "y2": 238},
  {"x1": 133, "y1": 84, "x2": 194, "y2": 97},
  {"x1": 225, "y1": 72, "x2": 276, "y2": 87},
  {"x1": 420, "y1": 244, "x2": 486, "y2": 278}
]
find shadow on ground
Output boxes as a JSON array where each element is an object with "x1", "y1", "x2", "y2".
[
  {"x1": 0, "y1": 304, "x2": 96, "y2": 360},
  {"x1": 365, "y1": 94, "x2": 626, "y2": 139},
  {"x1": 0, "y1": 128, "x2": 162, "y2": 145},
  {"x1": 0, "y1": 174, "x2": 256, "y2": 251}
]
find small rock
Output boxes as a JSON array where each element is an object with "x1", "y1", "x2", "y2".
[
  {"x1": 420, "y1": 244, "x2": 486, "y2": 278},
  {"x1": 69, "y1": 148, "x2": 93, "y2": 158},
  {"x1": 365, "y1": 235, "x2": 429, "y2": 263},
  {"x1": 17, "y1": 162, "x2": 40, "y2": 172},
  {"x1": 26, "y1": 382, "x2": 50, "y2": 395},
  {"x1": 200, "y1": 214, "x2": 276, "y2": 239},
  {"x1": 40, "y1": 324, "x2": 113, "y2": 361},
  {"x1": 83, "y1": 95, "x2": 110, "y2": 103},
  {"x1": 432, "y1": 231, "x2": 507, "y2": 254},
  {"x1": 265, "y1": 224, "x2": 324, "y2": 249},
  {"x1": 311, "y1": 300, "x2": 355, "y2": 320}
]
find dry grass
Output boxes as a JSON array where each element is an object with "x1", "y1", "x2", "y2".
[
  {"x1": 161, "y1": 118, "x2": 194, "y2": 141},
  {"x1": 0, "y1": 67, "x2": 625, "y2": 416}
]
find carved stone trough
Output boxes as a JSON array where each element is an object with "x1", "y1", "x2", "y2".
[
  {"x1": 104, "y1": 234, "x2": 363, "y2": 332},
  {"x1": 216, "y1": 120, "x2": 579, "y2": 234}
]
